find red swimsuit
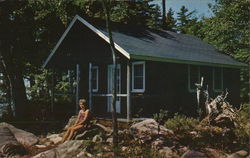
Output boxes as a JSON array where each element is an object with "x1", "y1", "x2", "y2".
[{"x1": 78, "y1": 111, "x2": 85, "y2": 124}]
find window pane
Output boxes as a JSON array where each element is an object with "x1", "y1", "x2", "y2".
[
  {"x1": 133, "y1": 63, "x2": 144, "y2": 90},
  {"x1": 134, "y1": 77, "x2": 143, "y2": 89},
  {"x1": 214, "y1": 68, "x2": 222, "y2": 90},
  {"x1": 134, "y1": 64, "x2": 143, "y2": 77}
]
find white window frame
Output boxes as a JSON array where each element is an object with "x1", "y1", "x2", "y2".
[
  {"x1": 132, "y1": 61, "x2": 145, "y2": 93},
  {"x1": 188, "y1": 65, "x2": 200, "y2": 93},
  {"x1": 213, "y1": 67, "x2": 223, "y2": 92},
  {"x1": 92, "y1": 66, "x2": 99, "y2": 92}
]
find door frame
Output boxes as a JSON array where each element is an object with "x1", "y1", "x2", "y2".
[{"x1": 107, "y1": 64, "x2": 121, "y2": 113}]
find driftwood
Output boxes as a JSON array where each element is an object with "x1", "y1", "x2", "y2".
[{"x1": 195, "y1": 78, "x2": 238, "y2": 128}]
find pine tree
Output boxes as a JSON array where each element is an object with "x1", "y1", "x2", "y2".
[
  {"x1": 201, "y1": 0, "x2": 250, "y2": 102},
  {"x1": 165, "y1": 8, "x2": 176, "y2": 32},
  {"x1": 176, "y1": 6, "x2": 196, "y2": 34}
]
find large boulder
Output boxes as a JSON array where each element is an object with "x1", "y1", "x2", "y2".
[
  {"x1": 204, "y1": 148, "x2": 227, "y2": 158},
  {"x1": 227, "y1": 150, "x2": 248, "y2": 158},
  {"x1": 63, "y1": 115, "x2": 77, "y2": 130},
  {"x1": 0, "y1": 122, "x2": 38, "y2": 147},
  {"x1": 31, "y1": 140, "x2": 92, "y2": 158},
  {"x1": 130, "y1": 119, "x2": 174, "y2": 143},
  {"x1": 158, "y1": 147, "x2": 179, "y2": 158},
  {"x1": 181, "y1": 149, "x2": 227, "y2": 158},
  {"x1": 47, "y1": 134, "x2": 63, "y2": 144},
  {"x1": 74, "y1": 124, "x2": 106, "y2": 141},
  {"x1": 181, "y1": 150, "x2": 207, "y2": 158},
  {"x1": 0, "y1": 127, "x2": 26, "y2": 157}
]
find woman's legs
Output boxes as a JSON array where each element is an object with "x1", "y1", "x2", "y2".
[
  {"x1": 66, "y1": 124, "x2": 84, "y2": 141},
  {"x1": 62, "y1": 127, "x2": 74, "y2": 143}
]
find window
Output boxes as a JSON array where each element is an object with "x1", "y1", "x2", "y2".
[
  {"x1": 213, "y1": 67, "x2": 223, "y2": 92},
  {"x1": 188, "y1": 65, "x2": 200, "y2": 92},
  {"x1": 132, "y1": 61, "x2": 145, "y2": 92},
  {"x1": 92, "y1": 66, "x2": 99, "y2": 92}
]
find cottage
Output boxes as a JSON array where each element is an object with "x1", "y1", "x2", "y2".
[{"x1": 43, "y1": 15, "x2": 246, "y2": 119}]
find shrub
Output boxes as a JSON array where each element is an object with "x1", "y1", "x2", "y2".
[
  {"x1": 164, "y1": 113, "x2": 199, "y2": 134},
  {"x1": 153, "y1": 109, "x2": 169, "y2": 125},
  {"x1": 234, "y1": 104, "x2": 250, "y2": 149}
]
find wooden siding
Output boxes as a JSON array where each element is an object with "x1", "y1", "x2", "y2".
[
  {"x1": 130, "y1": 61, "x2": 241, "y2": 117},
  {"x1": 48, "y1": 20, "x2": 241, "y2": 118}
]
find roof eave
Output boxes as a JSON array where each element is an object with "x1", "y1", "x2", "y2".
[{"x1": 130, "y1": 54, "x2": 248, "y2": 69}]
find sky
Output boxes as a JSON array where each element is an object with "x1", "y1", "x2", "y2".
[{"x1": 153, "y1": 0, "x2": 216, "y2": 18}]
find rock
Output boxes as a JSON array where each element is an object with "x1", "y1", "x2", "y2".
[
  {"x1": 75, "y1": 125, "x2": 104, "y2": 140},
  {"x1": 75, "y1": 128, "x2": 100, "y2": 140},
  {"x1": 130, "y1": 119, "x2": 174, "y2": 144},
  {"x1": 76, "y1": 150, "x2": 86, "y2": 158},
  {"x1": 0, "y1": 122, "x2": 38, "y2": 147},
  {"x1": 181, "y1": 150, "x2": 207, "y2": 158},
  {"x1": 102, "y1": 152, "x2": 114, "y2": 157},
  {"x1": 0, "y1": 127, "x2": 26, "y2": 157},
  {"x1": 151, "y1": 138, "x2": 165, "y2": 150},
  {"x1": 190, "y1": 131, "x2": 198, "y2": 137},
  {"x1": 227, "y1": 150, "x2": 248, "y2": 158},
  {"x1": 44, "y1": 141, "x2": 53, "y2": 147},
  {"x1": 86, "y1": 152, "x2": 93, "y2": 157},
  {"x1": 63, "y1": 115, "x2": 77, "y2": 130},
  {"x1": 121, "y1": 146, "x2": 128, "y2": 152},
  {"x1": 35, "y1": 144, "x2": 47, "y2": 148},
  {"x1": 32, "y1": 148, "x2": 57, "y2": 158},
  {"x1": 0, "y1": 127, "x2": 18, "y2": 148},
  {"x1": 204, "y1": 148, "x2": 227, "y2": 158},
  {"x1": 96, "y1": 153, "x2": 103, "y2": 157},
  {"x1": 103, "y1": 146, "x2": 110, "y2": 152},
  {"x1": 118, "y1": 129, "x2": 130, "y2": 135},
  {"x1": 158, "y1": 147, "x2": 178, "y2": 158},
  {"x1": 106, "y1": 137, "x2": 113, "y2": 144},
  {"x1": 32, "y1": 140, "x2": 88, "y2": 158},
  {"x1": 47, "y1": 134, "x2": 63, "y2": 144},
  {"x1": 92, "y1": 134, "x2": 102, "y2": 143},
  {"x1": 39, "y1": 137, "x2": 49, "y2": 144},
  {"x1": 178, "y1": 146, "x2": 188, "y2": 156},
  {"x1": 95, "y1": 123, "x2": 112, "y2": 133}
]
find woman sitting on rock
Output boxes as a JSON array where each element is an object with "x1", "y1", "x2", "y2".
[{"x1": 62, "y1": 99, "x2": 90, "y2": 142}]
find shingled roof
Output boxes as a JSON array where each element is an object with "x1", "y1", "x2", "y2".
[{"x1": 43, "y1": 15, "x2": 247, "y2": 68}]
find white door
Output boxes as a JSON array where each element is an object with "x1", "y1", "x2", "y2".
[{"x1": 107, "y1": 64, "x2": 121, "y2": 113}]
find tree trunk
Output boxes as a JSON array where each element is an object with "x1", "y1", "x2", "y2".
[
  {"x1": 162, "y1": 0, "x2": 166, "y2": 29},
  {"x1": 0, "y1": 44, "x2": 27, "y2": 118},
  {"x1": 13, "y1": 70, "x2": 27, "y2": 118},
  {"x1": 102, "y1": 0, "x2": 118, "y2": 150}
]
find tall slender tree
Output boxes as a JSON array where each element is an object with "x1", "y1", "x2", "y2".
[
  {"x1": 162, "y1": 0, "x2": 166, "y2": 29},
  {"x1": 102, "y1": 0, "x2": 119, "y2": 152},
  {"x1": 177, "y1": 6, "x2": 196, "y2": 33},
  {"x1": 165, "y1": 8, "x2": 177, "y2": 32}
]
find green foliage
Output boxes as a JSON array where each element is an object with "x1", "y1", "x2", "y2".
[
  {"x1": 201, "y1": 0, "x2": 250, "y2": 102},
  {"x1": 118, "y1": 140, "x2": 165, "y2": 158},
  {"x1": 153, "y1": 109, "x2": 168, "y2": 125},
  {"x1": 164, "y1": 8, "x2": 177, "y2": 32},
  {"x1": 75, "y1": 0, "x2": 161, "y2": 28},
  {"x1": 112, "y1": 0, "x2": 160, "y2": 28},
  {"x1": 164, "y1": 113, "x2": 199, "y2": 134},
  {"x1": 28, "y1": 69, "x2": 51, "y2": 103},
  {"x1": 234, "y1": 104, "x2": 250, "y2": 147},
  {"x1": 176, "y1": 6, "x2": 202, "y2": 35}
]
